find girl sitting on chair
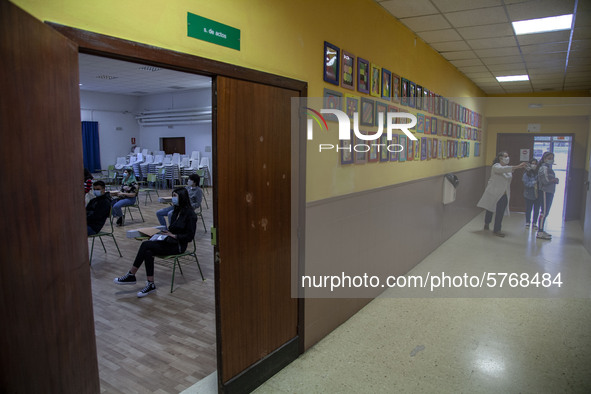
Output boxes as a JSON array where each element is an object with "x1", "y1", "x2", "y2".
[
  {"x1": 114, "y1": 187, "x2": 197, "y2": 297},
  {"x1": 111, "y1": 168, "x2": 138, "y2": 226}
]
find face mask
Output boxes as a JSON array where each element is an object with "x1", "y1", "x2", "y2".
[
  {"x1": 188, "y1": 180, "x2": 194, "y2": 186},
  {"x1": 500, "y1": 157, "x2": 510, "y2": 165},
  {"x1": 123, "y1": 173, "x2": 128, "y2": 177},
  {"x1": 93, "y1": 190, "x2": 102, "y2": 197},
  {"x1": 171, "y1": 196, "x2": 179, "y2": 206},
  {"x1": 529, "y1": 164, "x2": 537, "y2": 170},
  {"x1": 546, "y1": 159, "x2": 554, "y2": 165}
]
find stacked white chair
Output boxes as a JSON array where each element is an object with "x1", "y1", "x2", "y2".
[
  {"x1": 164, "y1": 164, "x2": 180, "y2": 188},
  {"x1": 114, "y1": 156, "x2": 127, "y2": 170},
  {"x1": 199, "y1": 157, "x2": 211, "y2": 187},
  {"x1": 133, "y1": 147, "x2": 141, "y2": 154},
  {"x1": 141, "y1": 148, "x2": 149, "y2": 157},
  {"x1": 140, "y1": 155, "x2": 154, "y2": 178}
]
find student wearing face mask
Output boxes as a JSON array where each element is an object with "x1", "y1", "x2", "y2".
[
  {"x1": 111, "y1": 168, "x2": 139, "y2": 226},
  {"x1": 114, "y1": 187, "x2": 197, "y2": 297},
  {"x1": 522, "y1": 158, "x2": 541, "y2": 230},
  {"x1": 156, "y1": 173, "x2": 203, "y2": 228},
  {"x1": 86, "y1": 181, "x2": 112, "y2": 235},
  {"x1": 477, "y1": 151, "x2": 527, "y2": 237},
  {"x1": 536, "y1": 152, "x2": 559, "y2": 240}
]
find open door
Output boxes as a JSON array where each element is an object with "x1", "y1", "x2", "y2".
[
  {"x1": 214, "y1": 76, "x2": 300, "y2": 393},
  {"x1": 0, "y1": 1, "x2": 99, "y2": 392},
  {"x1": 496, "y1": 133, "x2": 534, "y2": 212}
]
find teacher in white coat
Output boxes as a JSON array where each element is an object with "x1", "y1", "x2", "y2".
[{"x1": 477, "y1": 151, "x2": 527, "y2": 237}]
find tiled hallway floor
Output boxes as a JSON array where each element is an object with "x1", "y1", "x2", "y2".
[{"x1": 255, "y1": 212, "x2": 591, "y2": 393}]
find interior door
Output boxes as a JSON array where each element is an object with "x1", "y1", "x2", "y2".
[
  {"x1": 162, "y1": 136, "x2": 186, "y2": 154},
  {"x1": 214, "y1": 76, "x2": 299, "y2": 393},
  {"x1": 496, "y1": 133, "x2": 534, "y2": 212},
  {"x1": 583, "y1": 155, "x2": 591, "y2": 253},
  {"x1": 0, "y1": 1, "x2": 99, "y2": 392}
]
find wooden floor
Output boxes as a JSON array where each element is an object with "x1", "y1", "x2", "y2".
[{"x1": 88, "y1": 187, "x2": 216, "y2": 393}]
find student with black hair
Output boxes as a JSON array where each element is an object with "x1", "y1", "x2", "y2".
[
  {"x1": 537, "y1": 152, "x2": 559, "y2": 240},
  {"x1": 114, "y1": 187, "x2": 197, "y2": 297},
  {"x1": 86, "y1": 180, "x2": 112, "y2": 236},
  {"x1": 156, "y1": 173, "x2": 202, "y2": 228},
  {"x1": 522, "y1": 158, "x2": 541, "y2": 230}
]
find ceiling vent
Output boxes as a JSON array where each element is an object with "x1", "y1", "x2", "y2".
[{"x1": 137, "y1": 66, "x2": 161, "y2": 72}]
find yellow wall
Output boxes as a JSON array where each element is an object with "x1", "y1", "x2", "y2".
[{"x1": 13, "y1": 0, "x2": 487, "y2": 202}]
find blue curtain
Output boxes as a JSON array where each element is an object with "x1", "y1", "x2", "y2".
[{"x1": 81, "y1": 121, "x2": 101, "y2": 173}]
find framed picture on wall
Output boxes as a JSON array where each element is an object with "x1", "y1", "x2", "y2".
[
  {"x1": 357, "y1": 58, "x2": 370, "y2": 94},
  {"x1": 409, "y1": 81, "x2": 416, "y2": 108},
  {"x1": 433, "y1": 138, "x2": 438, "y2": 159},
  {"x1": 360, "y1": 97, "x2": 374, "y2": 126},
  {"x1": 354, "y1": 134, "x2": 367, "y2": 164},
  {"x1": 421, "y1": 137, "x2": 427, "y2": 160},
  {"x1": 380, "y1": 134, "x2": 389, "y2": 162},
  {"x1": 416, "y1": 85, "x2": 423, "y2": 110},
  {"x1": 423, "y1": 88, "x2": 429, "y2": 111},
  {"x1": 401, "y1": 78, "x2": 409, "y2": 106},
  {"x1": 370, "y1": 63, "x2": 381, "y2": 98},
  {"x1": 425, "y1": 116, "x2": 431, "y2": 135},
  {"x1": 341, "y1": 50, "x2": 355, "y2": 90},
  {"x1": 376, "y1": 101, "x2": 388, "y2": 128},
  {"x1": 323, "y1": 88, "x2": 343, "y2": 122},
  {"x1": 407, "y1": 137, "x2": 414, "y2": 161},
  {"x1": 414, "y1": 137, "x2": 420, "y2": 160},
  {"x1": 381, "y1": 68, "x2": 391, "y2": 101},
  {"x1": 417, "y1": 113, "x2": 425, "y2": 133},
  {"x1": 340, "y1": 129, "x2": 354, "y2": 165},
  {"x1": 399, "y1": 135, "x2": 407, "y2": 162},
  {"x1": 323, "y1": 41, "x2": 340, "y2": 85},
  {"x1": 345, "y1": 94, "x2": 359, "y2": 118},
  {"x1": 368, "y1": 139, "x2": 379, "y2": 163},
  {"x1": 390, "y1": 134, "x2": 399, "y2": 162},
  {"x1": 391, "y1": 74, "x2": 401, "y2": 103}
]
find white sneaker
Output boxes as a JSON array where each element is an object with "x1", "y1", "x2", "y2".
[{"x1": 536, "y1": 231, "x2": 552, "y2": 240}]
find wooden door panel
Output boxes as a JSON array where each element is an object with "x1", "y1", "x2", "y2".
[
  {"x1": 496, "y1": 134, "x2": 534, "y2": 212},
  {"x1": 0, "y1": 1, "x2": 99, "y2": 392},
  {"x1": 215, "y1": 77, "x2": 298, "y2": 388}
]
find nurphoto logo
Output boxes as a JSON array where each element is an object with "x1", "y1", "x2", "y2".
[{"x1": 306, "y1": 108, "x2": 417, "y2": 153}]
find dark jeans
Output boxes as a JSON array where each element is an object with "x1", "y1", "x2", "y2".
[
  {"x1": 133, "y1": 240, "x2": 184, "y2": 277},
  {"x1": 525, "y1": 196, "x2": 541, "y2": 226},
  {"x1": 485, "y1": 194, "x2": 508, "y2": 233},
  {"x1": 538, "y1": 192, "x2": 555, "y2": 232}
]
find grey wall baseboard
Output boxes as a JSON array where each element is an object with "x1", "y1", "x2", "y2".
[{"x1": 303, "y1": 166, "x2": 486, "y2": 349}]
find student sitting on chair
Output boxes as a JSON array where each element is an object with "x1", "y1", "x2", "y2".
[
  {"x1": 112, "y1": 168, "x2": 138, "y2": 226},
  {"x1": 87, "y1": 181, "x2": 112, "y2": 236},
  {"x1": 156, "y1": 173, "x2": 203, "y2": 228},
  {"x1": 114, "y1": 187, "x2": 197, "y2": 297}
]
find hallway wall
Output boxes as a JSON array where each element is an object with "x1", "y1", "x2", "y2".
[{"x1": 305, "y1": 166, "x2": 486, "y2": 347}]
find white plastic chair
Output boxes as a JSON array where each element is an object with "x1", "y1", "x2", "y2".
[
  {"x1": 114, "y1": 157, "x2": 127, "y2": 170},
  {"x1": 141, "y1": 148, "x2": 149, "y2": 157},
  {"x1": 153, "y1": 154, "x2": 164, "y2": 164},
  {"x1": 133, "y1": 147, "x2": 140, "y2": 154},
  {"x1": 171, "y1": 153, "x2": 181, "y2": 166},
  {"x1": 180, "y1": 157, "x2": 190, "y2": 168},
  {"x1": 163, "y1": 155, "x2": 172, "y2": 166}
]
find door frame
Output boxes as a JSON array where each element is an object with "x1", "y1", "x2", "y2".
[
  {"x1": 496, "y1": 132, "x2": 576, "y2": 220},
  {"x1": 47, "y1": 22, "x2": 307, "y2": 389}
]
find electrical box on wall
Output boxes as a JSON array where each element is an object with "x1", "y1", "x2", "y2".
[{"x1": 527, "y1": 123, "x2": 541, "y2": 132}]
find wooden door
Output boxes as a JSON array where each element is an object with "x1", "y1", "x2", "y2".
[
  {"x1": 214, "y1": 76, "x2": 299, "y2": 393},
  {"x1": 496, "y1": 134, "x2": 534, "y2": 212},
  {"x1": 0, "y1": 1, "x2": 99, "y2": 392},
  {"x1": 162, "y1": 136, "x2": 186, "y2": 154},
  {"x1": 583, "y1": 154, "x2": 591, "y2": 253}
]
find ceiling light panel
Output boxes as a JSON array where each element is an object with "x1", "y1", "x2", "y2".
[
  {"x1": 512, "y1": 14, "x2": 573, "y2": 35},
  {"x1": 496, "y1": 75, "x2": 530, "y2": 82}
]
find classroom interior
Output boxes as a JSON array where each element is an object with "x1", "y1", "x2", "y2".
[{"x1": 3, "y1": 0, "x2": 591, "y2": 393}]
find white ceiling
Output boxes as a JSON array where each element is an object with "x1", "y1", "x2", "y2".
[
  {"x1": 375, "y1": 0, "x2": 591, "y2": 94},
  {"x1": 78, "y1": 53, "x2": 211, "y2": 95}
]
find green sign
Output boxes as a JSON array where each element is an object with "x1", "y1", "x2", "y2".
[{"x1": 187, "y1": 12, "x2": 240, "y2": 51}]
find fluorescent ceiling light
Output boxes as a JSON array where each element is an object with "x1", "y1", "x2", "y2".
[
  {"x1": 512, "y1": 14, "x2": 573, "y2": 35},
  {"x1": 496, "y1": 75, "x2": 529, "y2": 82}
]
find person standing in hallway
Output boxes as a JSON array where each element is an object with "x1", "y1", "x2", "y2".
[
  {"x1": 477, "y1": 151, "x2": 527, "y2": 237},
  {"x1": 522, "y1": 158, "x2": 541, "y2": 230},
  {"x1": 537, "y1": 152, "x2": 559, "y2": 240}
]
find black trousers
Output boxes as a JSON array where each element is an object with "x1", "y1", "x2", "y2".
[
  {"x1": 538, "y1": 192, "x2": 555, "y2": 232},
  {"x1": 484, "y1": 194, "x2": 508, "y2": 233},
  {"x1": 133, "y1": 240, "x2": 183, "y2": 277}
]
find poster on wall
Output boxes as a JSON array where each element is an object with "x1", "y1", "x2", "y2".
[{"x1": 323, "y1": 41, "x2": 340, "y2": 85}]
